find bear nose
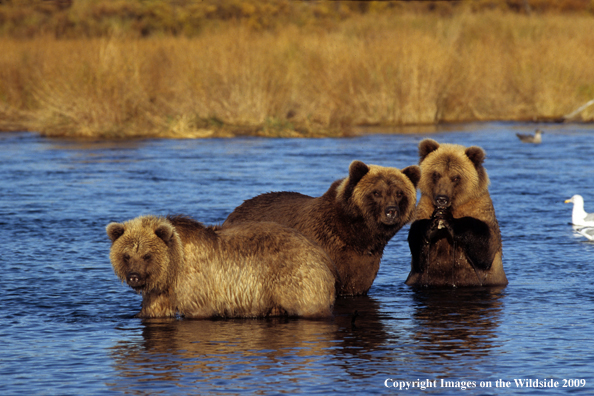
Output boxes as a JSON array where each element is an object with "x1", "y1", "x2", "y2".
[
  {"x1": 435, "y1": 195, "x2": 449, "y2": 208},
  {"x1": 385, "y1": 205, "x2": 399, "y2": 219},
  {"x1": 126, "y1": 272, "x2": 142, "y2": 286}
]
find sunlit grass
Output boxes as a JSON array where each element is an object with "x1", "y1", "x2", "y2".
[{"x1": 1, "y1": 8, "x2": 593, "y2": 138}]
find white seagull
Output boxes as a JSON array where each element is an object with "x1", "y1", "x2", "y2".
[
  {"x1": 576, "y1": 227, "x2": 594, "y2": 241},
  {"x1": 565, "y1": 195, "x2": 594, "y2": 226}
]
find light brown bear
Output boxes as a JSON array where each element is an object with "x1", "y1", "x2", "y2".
[
  {"x1": 406, "y1": 139, "x2": 508, "y2": 287},
  {"x1": 223, "y1": 160, "x2": 421, "y2": 296},
  {"x1": 107, "y1": 215, "x2": 335, "y2": 319}
]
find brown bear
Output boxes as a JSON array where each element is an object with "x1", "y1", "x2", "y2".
[
  {"x1": 406, "y1": 139, "x2": 508, "y2": 287},
  {"x1": 107, "y1": 215, "x2": 335, "y2": 319},
  {"x1": 223, "y1": 160, "x2": 421, "y2": 296}
]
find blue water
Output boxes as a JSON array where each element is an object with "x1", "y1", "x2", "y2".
[{"x1": 1, "y1": 122, "x2": 593, "y2": 395}]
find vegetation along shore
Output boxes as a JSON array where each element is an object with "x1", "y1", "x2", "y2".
[{"x1": 1, "y1": 0, "x2": 593, "y2": 139}]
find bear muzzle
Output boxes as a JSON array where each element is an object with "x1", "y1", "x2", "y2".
[
  {"x1": 126, "y1": 272, "x2": 146, "y2": 289},
  {"x1": 383, "y1": 205, "x2": 400, "y2": 224},
  {"x1": 434, "y1": 195, "x2": 450, "y2": 209}
]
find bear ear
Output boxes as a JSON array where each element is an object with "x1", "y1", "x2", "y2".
[
  {"x1": 106, "y1": 223, "x2": 125, "y2": 242},
  {"x1": 401, "y1": 165, "x2": 421, "y2": 188},
  {"x1": 348, "y1": 160, "x2": 370, "y2": 185},
  {"x1": 418, "y1": 139, "x2": 440, "y2": 162},
  {"x1": 154, "y1": 223, "x2": 174, "y2": 245},
  {"x1": 465, "y1": 146, "x2": 486, "y2": 168},
  {"x1": 337, "y1": 160, "x2": 371, "y2": 203}
]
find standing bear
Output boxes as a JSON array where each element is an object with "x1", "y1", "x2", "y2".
[
  {"x1": 223, "y1": 160, "x2": 421, "y2": 296},
  {"x1": 107, "y1": 215, "x2": 335, "y2": 318},
  {"x1": 406, "y1": 139, "x2": 508, "y2": 287}
]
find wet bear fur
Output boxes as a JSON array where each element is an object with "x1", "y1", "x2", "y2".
[
  {"x1": 406, "y1": 139, "x2": 508, "y2": 287},
  {"x1": 223, "y1": 160, "x2": 421, "y2": 296},
  {"x1": 107, "y1": 215, "x2": 336, "y2": 318}
]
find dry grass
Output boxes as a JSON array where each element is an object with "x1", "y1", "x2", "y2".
[{"x1": 1, "y1": 8, "x2": 594, "y2": 138}]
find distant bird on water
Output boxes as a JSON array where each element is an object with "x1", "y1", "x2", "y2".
[
  {"x1": 565, "y1": 195, "x2": 594, "y2": 227},
  {"x1": 516, "y1": 129, "x2": 543, "y2": 144},
  {"x1": 576, "y1": 227, "x2": 594, "y2": 241}
]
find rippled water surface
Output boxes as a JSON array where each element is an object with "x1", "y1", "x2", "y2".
[{"x1": 1, "y1": 123, "x2": 594, "y2": 395}]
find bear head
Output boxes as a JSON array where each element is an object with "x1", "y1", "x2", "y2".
[
  {"x1": 106, "y1": 216, "x2": 182, "y2": 294},
  {"x1": 336, "y1": 160, "x2": 421, "y2": 231},
  {"x1": 417, "y1": 139, "x2": 489, "y2": 210}
]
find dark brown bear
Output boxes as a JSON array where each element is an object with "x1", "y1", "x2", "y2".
[
  {"x1": 406, "y1": 139, "x2": 508, "y2": 287},
  {"x1": 223, "y1": 160, "x2": 421, "y2": 296}
]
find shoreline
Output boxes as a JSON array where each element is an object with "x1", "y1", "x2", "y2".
[
  {"x1": 2, "y1": 118, "x2": 590, "y2": 140},
  {"x1": 0, "y1": 100, "x2": 590, "y2": 140}
]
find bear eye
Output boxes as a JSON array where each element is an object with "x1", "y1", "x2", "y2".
[
  {"x1": 451, "y1": 175, "x2": 461, "y2": 183},
  {"x1": 143, "y1": 253, "x2": 152, "y2": 261},
  {"x1": 396, "y1": 191, "x2": 403, "y2": 198},
  {"x1": 372, "y1": 190, "x2": 381, "y2": 198},
  {"x1": 432, "y1": 172, "x2": 440, "y2": 182},
  {"x1": 122, "y1": 253, "x2": 130, "y2": 264}
]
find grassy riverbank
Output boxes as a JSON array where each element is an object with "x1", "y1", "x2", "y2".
[{"x1": 1, "y1": 1, "x2": 593, "y2": 138}]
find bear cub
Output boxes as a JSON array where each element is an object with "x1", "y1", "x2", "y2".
[
  {"x1": 406, "y1": 139, "x2": 508, "y2": 287},
  {"x1": 223, "y1": 160, "x2": 420, "y2": 296},
  {"x1": 107, "y1": 215, "x2": 336, "y2": 318}
]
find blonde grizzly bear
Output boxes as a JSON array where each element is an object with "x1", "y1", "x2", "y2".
[
  {"x1": 107, "y1": 215, "x2": 335, "y2": 319},
  {"x1": 406, "y1": 139, "x2": 508, "y2": 287},
  {"x1": 223, "y1": 160, "x2": 421, "y2": 296}
]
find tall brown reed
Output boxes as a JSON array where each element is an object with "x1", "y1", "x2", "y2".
[{"x1": 1, "y1": 10, "x2": 593, "y2": 138}]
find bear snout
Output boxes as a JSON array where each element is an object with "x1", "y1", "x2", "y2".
[
  {"x1": 384, "y1": 205, "x2": 399, "y2": 223},
  {"x1": 435, "y1": 195, "x2": 450, "y2": 208},
  {"x1": 126, "y1": 272, "x2": 145, "y2": 289}
]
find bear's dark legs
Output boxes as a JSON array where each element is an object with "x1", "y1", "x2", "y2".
[
  {"x1": 408, "y1": 219, "x2": 437, "y2": 274},
  {"x1": 450, "y1": 216, "x2": 493, "y2": 271},
  {"x1": 408, "y1": 211, "x2": 493, "y2": 275}
]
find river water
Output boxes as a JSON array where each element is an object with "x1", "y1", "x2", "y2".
[{"x1": 1, "y1": 122, "x2": 593, "y2": 395}]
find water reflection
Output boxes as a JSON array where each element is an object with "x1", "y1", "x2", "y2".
[
  {"x1": 332, "y1": 296, "x2": 388, "y2": 354},
  {"x1": 109, "y1": 317, "x2": 341, "y2": 390},
  {"x1": 107, "y1": 270, "x2": 506, "y2": 388},
  {"x1": 410, "y1": 287, "x2": 505, "y2": 358},
  {"x1": 331, "y1": 296, "x2": 395, "y2": 380},
  {"x1": 108, "y1": 296, "x2": 393, "y2": 390}
]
